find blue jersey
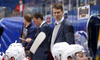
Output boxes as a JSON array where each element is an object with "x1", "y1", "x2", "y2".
[{"x1": 22, "y1": 22, "x2": 38, "y2": 50}]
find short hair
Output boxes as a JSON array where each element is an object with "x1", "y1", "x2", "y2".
[
  {"x1": 33, "y1": 13, "x2": 43, "y2": 20},
  {"x1": 52, "y1": 3, "x2": 63, "y2": 11},
  {"x1": 24, "y1": 14, "x2": 32, "y2": 22}
]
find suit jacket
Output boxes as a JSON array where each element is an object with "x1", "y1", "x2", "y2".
[
  {"x1": 54, "y1": 19, "x2": 75, "y2": 44},
  {"x1": 30, "y1": 22, "x2": 52, "y2": 60},
  {"x1": 49, "y1": 19, "x2": 75, "y2": 60}
]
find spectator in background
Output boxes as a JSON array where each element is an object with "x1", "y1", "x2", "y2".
[{"x1": 15, "y1": 0, "x2": 24, "y2": 16}]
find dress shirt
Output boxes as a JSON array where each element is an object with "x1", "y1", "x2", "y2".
[{"x1": 51, "y1": 17, "x2": 64, "y2": 50}]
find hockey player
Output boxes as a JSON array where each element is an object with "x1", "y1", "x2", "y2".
[
  {"x1": 52, "y1": 42, "x2": 88, "y2": 60},
  {"x1": 62, "y1": 44, "x2": 88, "y2": 60},
  {"x1": 51, "y1": 42, "x2": 69, "y2": 60},
  {"x1": 3, "y1": 42, "x2": 28, "y2": 60}
]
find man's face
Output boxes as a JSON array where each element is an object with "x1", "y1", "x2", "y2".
[
  {"x1": 19, "y1": 1, "x2": 23, "y2": 5},
  {"x1": 53, "y1": 8, "x2": 64, "y2": 21},
  {"x1": 75, "y1": 52, "x2": 88, "y2": 60},
  {"x1": 33, "y1": 17, "x2": 40, "y2": 27}
]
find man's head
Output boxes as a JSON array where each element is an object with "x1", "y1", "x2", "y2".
[
  {"x1": 52, "y1": 3, "x2": 64, "y2": 21},
  {"x1": 19, "y1": 0, "x2": 23, "y2": 5},
  {"x1": 51, "y1": 42, "x2": 69, "y2": 60},
  {"x1": 24, "y1": 14, "x2": 32, "y2": 25},
  {"x1": 33, "y1": 13, "x2": 43, "y2": 27},
  {"x1": 10, "y1": 57, "x2": 15, "y2": 60},
  {"x1": 62, "y1": 44, "x2": 88, "y2": 60},
  {"x1": 75, "y1": 51, "x2": 87, "y2": 60}
]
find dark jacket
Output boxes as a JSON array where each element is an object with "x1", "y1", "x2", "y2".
[
  {"x1": 30, "y1": 22, "x2": 52, "y2": 60},
  {"x1": 54, "y1": 19, "x2": 75, "y2": 44},
  {"x1": 22, "y1": 22, "x2": 38, "y2": 50}
]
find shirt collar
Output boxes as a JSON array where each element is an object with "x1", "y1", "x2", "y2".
[
  {"x1": 55, "y1": 16, "x2": 64, "y2": 25},
  {"x1": 26, "y1": 22, "x2": 32, "y2": 29},
  {"x1": 97, "y1": 16, "x2": 100, "y2": 19},
  {"x1": 40, "y1": 21, "x2": 46, "y2": 28}
]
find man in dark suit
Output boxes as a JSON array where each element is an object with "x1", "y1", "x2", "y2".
[
  {"x1": 50, "y1": 3, "x2": 75, "y2": 52},
  {"x1": 25, "y1": 13, "x2": 52, "y2": 60}
]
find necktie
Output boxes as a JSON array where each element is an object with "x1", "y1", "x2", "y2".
[
  {"x1": 55, "y1": 23, "x2": 57, "y2": 26},
  {"x1": 54, "y1": 23, "x2": 57, "y2": 28}
]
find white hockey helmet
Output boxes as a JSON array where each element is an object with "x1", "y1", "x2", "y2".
[
  {"x1": 51, "y1": 42, "x2": 69, "y2": 60},
  {"x1": 62, "y1": 44, "x2": 85, "y2": 60},
  {"x1": 4, "y1": 43, "x2": 28, "y2": 60}
]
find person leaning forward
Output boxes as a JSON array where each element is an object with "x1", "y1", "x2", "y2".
[{"x1": 25, "y1": 13, "x2": 52, "y2": 60}]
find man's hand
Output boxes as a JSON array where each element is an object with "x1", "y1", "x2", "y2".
[{"x1": 25, "y1": 38, "x2": 32, "y2": 43}]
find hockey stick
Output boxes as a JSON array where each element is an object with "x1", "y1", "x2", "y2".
[{"x1": 30, "y1": 32, "x2": 46, "y2": 54}]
